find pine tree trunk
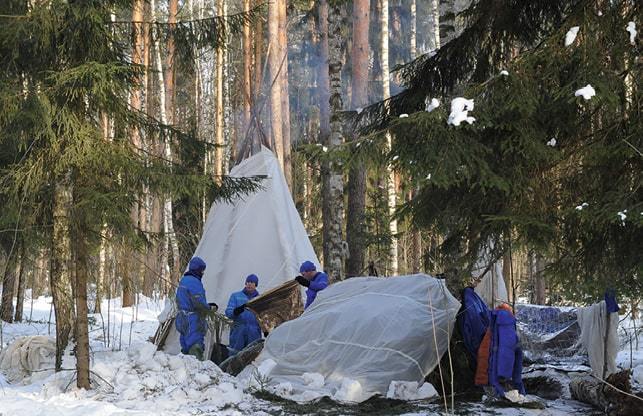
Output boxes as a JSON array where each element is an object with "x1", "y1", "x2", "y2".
[
  {"x1": 534, "y1": 253, "x2": 546, "y2": 304},
  {"x1": 14, "y1": 244, "x2": 26, "y2": 322},
  {"x1": 317, "y1": 0, "x2": 332, "y2": 269},
  {"x1": 346, "y1": 0, "x2": 369, "y2": 278},
  {"x1": 326, "y1": 0, "x2": 346, "y2": 282},
  {"x1": 51, "y1": 180, "x2": 74, "y2": 371},
  {"x1": 73, "y1": 231, "x2": 90, "y2": 389},
  {"x1": 278, "y1": 0, "x2": 292, "y2": 190},
  {"x1": 0, "y1": 247, "x2": 18, "y2": 323},
  {"x1": 381, "y1": 0, "x2": 398, "y2": 275},
  {"x1": 268, "y1": 0, "x2": 283, "y2": 166}
]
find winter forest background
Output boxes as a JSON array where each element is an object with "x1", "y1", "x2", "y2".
[{"x1": 0, "y1": 0, "x2": 640, "y2": 392}]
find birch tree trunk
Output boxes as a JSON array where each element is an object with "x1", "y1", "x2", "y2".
[
  {"x1": 243, "y1": 0, "x2": 252, "y2": 145},
  {"x1": 317, "y1": 0, "x2": 332, "y2": 269},
  {"x1": 51, "y1": 179, "x2": 74, "y2": 371},
  {"x1": 431, "y1": 0, "x2": 441, "y2": 50},
  {"x1": 346, "y1": 0, "x2": 369, "y2": 277},
  {"x1": 268, "y1": 0, "x2": 283, "y2": 166},
  {"x1": 215, "y1": 0, "x2": 225, "y2": 179},
  {"x1": 326, "y1": 0, "x2": 346, "y2": 281},
  {"x1": 381, "y1": 0, "x2": 398, "y2": 275}
]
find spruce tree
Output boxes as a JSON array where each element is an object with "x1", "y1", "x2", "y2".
[
  {"x1": 0, "y1": 0, "x2": 258, "y2": 387},
  {"x1": 357, "y1": 0, "x2": 641, "y2": 300}
]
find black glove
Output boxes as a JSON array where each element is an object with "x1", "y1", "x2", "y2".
[
  {"x1": 295, "y1": 275, "x2": 310, "y2": 287},
  {"x1": 208, "y1": 302, "x2": 218, "y2": 312},
  {"x1": 233, "y1": 304, "x2": 246, "y2": 316},
  {"x1": 263, "y1": 331, "x2": 269, "y2": 337}
]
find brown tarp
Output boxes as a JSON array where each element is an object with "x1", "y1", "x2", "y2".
[{"x1": 246, "y1": 280, "x2": 304, "y2": 333}]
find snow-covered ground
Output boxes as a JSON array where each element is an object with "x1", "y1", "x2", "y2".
[{"x1": 0, "y1": 294, "x2": 641, "y2": 415}]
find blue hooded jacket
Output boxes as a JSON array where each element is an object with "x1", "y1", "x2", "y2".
[
  {"x1": 304, "y1": 271, "x2": 329, "y2": 309},
  {"x1": 225, "y1": 289, "x2": 261, "y2": 352},
  {"x1": 175, "y1": 257, "x2": 210, "y2": 353}
]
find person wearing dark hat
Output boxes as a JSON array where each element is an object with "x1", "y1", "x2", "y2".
[
  {"x1": 175, "y1": 256, "x2": 214, "y2": 360},
  {"x1": 225, "y1": 274, "x2": 262, "y2": 353},
  {"x1": 295, "y1": 261, "x2": 329, "y2": 309}
]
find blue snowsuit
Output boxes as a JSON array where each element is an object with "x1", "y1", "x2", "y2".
[
  {"x1": 225, "y1": 289, "x2": 261, "y2": 352},
  {"x1": 175, "y1": 265, "x2": 211, "y2": 354},
  {"x1": 304, "y1": 271, "x2": 329, "y2": 309},
  {"x1": 488, "y1": 309, "x2": 525, "y2": 396}
]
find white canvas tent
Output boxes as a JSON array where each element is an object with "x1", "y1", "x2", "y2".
[{"x1": 161, "y1": 147, "x2": 319, "y2": 353}]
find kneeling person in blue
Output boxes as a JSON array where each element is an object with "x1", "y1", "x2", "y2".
[
  {"x1": 225, "y1": 274, "x2": 262, "y2": 353},
  {"x1": 175, "y1": 257, "x2": 213, "y2": 360},
  {"x1": 295, "y1": 260, "x2": 329, "y2": 309}
]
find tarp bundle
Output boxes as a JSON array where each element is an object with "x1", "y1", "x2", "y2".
[
  {"x1": 251, "y1": 274, "x2": 460, "y2": 402},
  {"x1": 0, "y1": 335, "x2": 56, "y2": 383},
  {"x1": 577, "y1": 300, "x2": 618, "y2": 378}
]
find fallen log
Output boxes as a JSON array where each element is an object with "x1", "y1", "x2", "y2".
[{"x1": 570, "y1": 370, "x2": 643, "y2": 416}]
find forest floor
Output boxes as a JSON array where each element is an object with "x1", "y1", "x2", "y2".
[{"x1": 0, "y1": 293, "x2": 640, "y2": 415}]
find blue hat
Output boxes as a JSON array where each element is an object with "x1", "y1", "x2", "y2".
[
  {"x1": 245, "y1": 274, "x2": 259, "y2": 286},
  {"x1": 299, "y1": 261, "x2": 316, "y2": 273},
  {"x1": 188, "y1": 257, "x2": 206, "y2": 274}
]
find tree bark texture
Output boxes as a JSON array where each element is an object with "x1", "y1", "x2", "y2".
[
  {"x1": 73, "y1": 232, "x2": 91, "y2": 389},
  {"x1": 346, "y1": 0, "x2": 369, "y2": 277},
  {"x1": 278, "y1": 0, "x2": 292, "y2": 191},
  {"x1": 326, "y1": 0, "x2": 346, "y2": 282},
  {"x1": 0, "y1": 248, "x2": 18, "y2": 323},
  {"x1": 51, "y1": 180, "x2": 74, "y2": 371},
  {"x1": 268, "y1": 0, "x2": 283, "y2": 164},
  {"x1": 14, "y1": 244, "x2": 26, "y2": 321},
  {"x1": 381, "y1": 0, "x2": 398, "y2": 275},
  {"x1": 317, "y1": 0, "x2": 332, "y2": 270}
]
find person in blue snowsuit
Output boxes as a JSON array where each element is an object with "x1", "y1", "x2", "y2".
[
  {"x1": 294, "y1": 260, "x2": 329, "y2": 309},
  {"x1": 225, "y1": 274, "x2": 262, "y2": 353},
  {"x1": 175, "y1": 257, "x2": 213, "y2": 360}
]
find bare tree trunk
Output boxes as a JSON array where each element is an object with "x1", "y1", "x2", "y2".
[
  {"x1": 73, "y1": 230, "x2": 90, "y2": 389},
  {"x1": 268, "y1": 0, "x2": 283, "y2": 165},
  {"x1": 124, "y1": 0, "x2": 145, "y2": 308},
  {"x1": 215, "y1": 0, "x2": 225, "y2": 179},
  {"x1": 243, "y1": 0, "x2": 252, "y2": 144},
  {"x1": 346, "y1": 0, "x2": 369, "y2": 278},
  {"x1": 381, "y1": 0, "x2": 398, "y2": 275},
  {"x1": 14, "y1": 244, "x2": 26, "y2": 321},
  {"x1": 410, "y1": 0, "x2": 417, "y2": 58},
  {"x1": 326, "y1": 0, "x2": 346, "y2": 281},
  {"x1": 431, "y1": 0, "x2": 441, "y2": 50},
  {"x1": 151, "y1": 0, "x2": 180, "y2": 282},
  {"x1": 278, "y1": 0, "x2": 292, "y2": 190},
  {"x1": 0, "y1": 247, "x2": 18, "y2": 322},
  {"x1": 534, "y1": 253, "x2": 546, "y2": 304},
  {"x1": 51, "y1": 180, "x2": 74, "y2": 371},
  {"x1": 317, "y1": 0, "x2": 332, "y2": 269}
]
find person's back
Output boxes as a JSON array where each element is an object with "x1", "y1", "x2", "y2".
[{"x1": 175, "y1": 257, "x2": 210, "y2": 359}]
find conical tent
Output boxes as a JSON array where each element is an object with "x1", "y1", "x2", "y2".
[
  {"x1": 161, "y1": 147, "x2": 319, "y2": 353},
  {"x1": 195, "y1": 146, "x2": 319, "y2": 309}
]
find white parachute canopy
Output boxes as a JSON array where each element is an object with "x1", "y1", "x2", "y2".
[
  {"x1": 162, "y1": 147, "x2": 319, "y2": 353},
  {"x1": 195, "y1": 146, "x2": 319, "y2": 310},
  {"x1": 244, "y1": 274, "x2": 461, "y2": 403}
]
